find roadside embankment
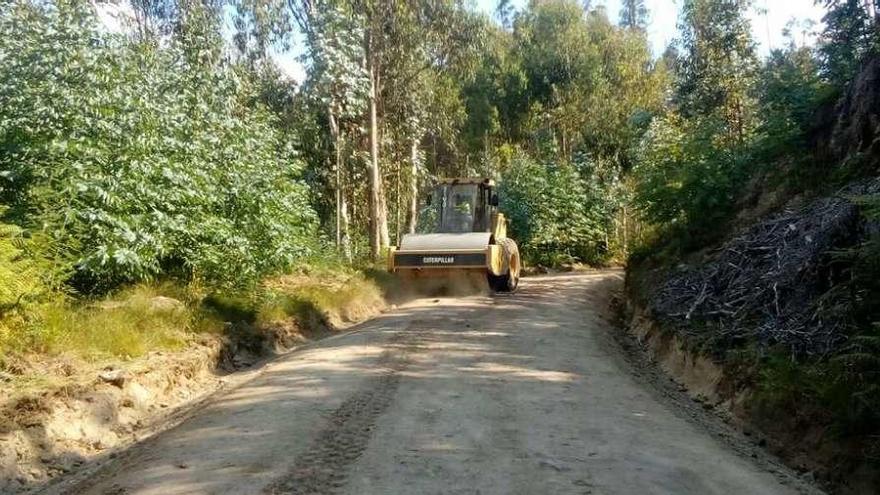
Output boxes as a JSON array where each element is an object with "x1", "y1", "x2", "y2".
[
  {"x1": 623, "y1": 180, "x2": 880, "y2": 495},
  {"x1": 0, "y1": 265, "x2": 392, "y2": 493}
]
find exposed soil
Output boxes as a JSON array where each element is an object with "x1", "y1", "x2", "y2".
[
  {"x1": 615, "y1": 305, "x2": 824, "y2": 493},
  {"x1": 33, "y1": 272, "x2": 820, "y2": 495},
  {"x1": 0, "y1": 296, "x2": 387, "y2": 494}
]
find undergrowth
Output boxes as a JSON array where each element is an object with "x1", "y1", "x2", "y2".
[
  {"x1": 737, "y1": 193, "x2": 880, "y2": 462},
  {"x1": 0, "y1": 283, "x2": 217, "y2": 366},
  {"x1": 0, "y1": 262, "x2": 390, "y2": 380}
]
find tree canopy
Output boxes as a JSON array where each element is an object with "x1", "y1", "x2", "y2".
[{"x1": 1, "y1": 0, "x2": 878, "y2": 277}]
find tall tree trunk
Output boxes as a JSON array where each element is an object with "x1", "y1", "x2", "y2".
[
  {"x1": 367, "y1": 59, "x2": 383, "y2": 258},
  {"x1": 364, "y1": 22, "x2": 390, "y2": 259},
  {"x1": 340, "y1": 188, "x2": 352, "y2": 262},
  {"x1": 395, "y1": 155, "x2": 401, "y2": 244},
  {"x1": 406, "y1": 137, "x2": 419, "y2": 234},
  {"x1": 328, "y1": 108, "x2": 341, "y2": 249},
  {"x1": 328, "y1": 107, "x2": 352, "y2": 261}
]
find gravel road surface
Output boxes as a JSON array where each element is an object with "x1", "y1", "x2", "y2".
[{"x1": 45, "y1": 272, "x2": 817, "y2": 495}]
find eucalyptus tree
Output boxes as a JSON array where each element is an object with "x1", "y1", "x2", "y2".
[
  {"x1": 819, "y1": 0, "x2": 879, "y2": 88},
  {"x1": 676, "y1": 0, "x2": 758, "y2": 144},
  {"x1": 354, "y1": 0, "x2": 482, "y2": 250},
  {"x1": 514, "y1": 0, "x2": 598, "y2": 156},
  {"x1": 303, "y1": 5, "x2": 369, "y2": 259},
  {"x1": 0, "y1": 0, "x2": 318, "y2": 290},
  {"x1": 511, "y1": 1, "x2": 665, "y2": 165},
  {"x1": 382, "y1": 2, "x2": 483, "y2": 235},
  {"x1": 619, "y1": 0, "x2": 649, "y2": 31},
  {"x1": 496, "y1": 0, "x2": 516, "y2": 29}
]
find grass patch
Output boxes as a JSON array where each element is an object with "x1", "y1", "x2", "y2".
[
  {"x1": 751, "y1": 346, "x2": 880, "y2": 440},
  {"x1": 259, "y1": 265, "x2": 386, "y2": 329},
  {"x1": 0, "y1": 283, "x2": 216, "y2": 364},
  {"x1": 0, "y1": 263, "x2": 388, "y2": 375}
]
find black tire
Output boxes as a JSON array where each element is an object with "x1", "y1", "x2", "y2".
[{"x1": 489, "y1": 239, "x2": 521, "y2": 293}]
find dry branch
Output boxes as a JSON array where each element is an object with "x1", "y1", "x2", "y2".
[{"x1": 650, "y1": 178, "x2": 880, "y2": 357}]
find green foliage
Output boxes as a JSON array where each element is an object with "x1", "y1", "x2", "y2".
[
  {"x1": 831, "y1": 328, "x2": 880, "y2": 435},
  {"x1": 619, "y1": 0, "x2": 649, "y2": 31},
  {"x1": 632, "y1": 115, "x2": 748, "y2": 247},
  {"x1": 676, "y1": 0, "x2": 758, "y2": 143},
  {"x1": 754, "y1": 45, "x2": 833, "y2": 167},
  {"x1": 0, "y1": 221, "x2": 50, "y2": 313},
  {"x1": 842, "y1": 194, "x2": 880, "y2": 332},
  {"x1": 499, "y1": 153, "x2": 610, "y2": 265},
  {"x1": 628, "y1": 0, "x2": 841, "y2": 256},
  {"x1": 819, "y1": 0, "x2": 879, "y2": 89},
  {"x1": 753, "y1": 332, "x2": 880, "y2": 441},
  {"x1": 454, "y1": 1, "x2": 666, "y2": 263},
  {"x1": 511, "y1": 1, "x2": 666, "y2": 165},
  {"x1": 0, "y1": 1, "x2": 318, "y2": 291}
]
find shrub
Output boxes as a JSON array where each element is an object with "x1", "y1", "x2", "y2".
[
  {"x1": 0, "y1": 1, "x2": 318, "y2": 291},
  {"x1": 499, "y1": 153, "x2": 610, "y2": 266},
  {"x1": 632, "y1": 115, "x2": 749, "y2": 249}
]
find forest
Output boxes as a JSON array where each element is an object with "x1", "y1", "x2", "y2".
[
  {"x1": 2, "y1": 0, "x2": 880, "y2": 491},
  {"x1": 0, "y1": 0, "x2": 873, "y2": 288},
  {"x1": 0, "y1": 1, "x2": 877, "y2": 336}
]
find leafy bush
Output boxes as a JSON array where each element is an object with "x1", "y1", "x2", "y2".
[
  {"x1": 632, "y1": 115, "x2": 749, "y2": 249},
  {"x1": 0, "y1": 1, "x2": 318, "y2": 291},
  {"x1": 499, "y1": 153, "x2": 610, "y2": 266}
]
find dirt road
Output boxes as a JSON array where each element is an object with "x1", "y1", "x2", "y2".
[{"x1": 44, "y1": 272, "x2": 818, "y2": 495}]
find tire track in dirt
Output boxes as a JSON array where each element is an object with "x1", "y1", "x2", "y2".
[{"x1": 263, "y1": 324, "x2": 425, "y2": 495}]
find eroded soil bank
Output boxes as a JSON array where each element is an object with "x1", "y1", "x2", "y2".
[
  {"x1": 0, "y1": 289, "x2": 388, "y2": 494},
  {"x1": 621, "y1": 293, "x2": 877, "y2": 495}
]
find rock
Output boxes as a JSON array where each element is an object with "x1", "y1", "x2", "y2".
[
  {"x1": 149, "y1": 296, "x2": 184, "y2": 312},
  {"x1": 232, "y1": 352, "x2": 257, "y2": 369},
  {"x1": 98, "y1": 369, "x2": 127, "y2": 388}
]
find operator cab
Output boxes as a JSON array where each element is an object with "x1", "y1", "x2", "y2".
[{"x1": 428, "y1": 178, "x2": 499, "y2": 234}]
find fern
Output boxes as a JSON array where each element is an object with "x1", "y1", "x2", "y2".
[{"x1": 0, "y1": 221, "x2": 46, "y2": 313}]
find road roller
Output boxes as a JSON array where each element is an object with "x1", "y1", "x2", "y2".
[{"x1": 388, "y1": 178, "x2": 521, "y2": 293}]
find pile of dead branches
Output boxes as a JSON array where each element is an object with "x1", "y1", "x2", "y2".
[{"x1": 651, "y1": 179, "x2": 880, "y2": 357}]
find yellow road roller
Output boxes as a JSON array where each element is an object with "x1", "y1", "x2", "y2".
[{"x1": 388, "y1": 178, "x2": 521, "y2": 293}]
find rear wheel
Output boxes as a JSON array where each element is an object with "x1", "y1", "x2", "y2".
[{"x1": 489, "y1": 239, "x2": 521, "y2": 293}]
